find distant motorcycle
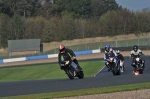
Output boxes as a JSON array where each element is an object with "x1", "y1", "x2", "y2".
[
  {"x1": 61, "y1": 60, "x2": 84, "y2": 79},
  {"x1": 108, "y1": 56, "x2": 122, "y2": 76},
  {"x1": 116, "y1": 57, "x2": 124, "y2": 73},
  {"x1": 131, "y1": 54, "x2": 145, "y2": 75}
]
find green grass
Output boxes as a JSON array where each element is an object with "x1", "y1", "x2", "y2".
[
  {"x1": 1, "y1": 82, "x2": 150, "y2": 99},
  {"x1": 0, "y1": 61, "x2": 104, "y2": 82}
]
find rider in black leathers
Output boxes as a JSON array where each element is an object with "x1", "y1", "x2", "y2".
[
  {"x1": 116, "y1": 50, "x2": 125, "y2": 72},
  {"x1": 58, "y1": 44, "x2": 82, "y2": 73}
]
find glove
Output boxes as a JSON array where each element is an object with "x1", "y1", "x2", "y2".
[
  {"x1": 105, "y1": 59, "x2": 109, "y2": 61},
  {"x1": 71, "y1": 56, "x2": 76, "y2": 60},
  {"x1": 130, "y1": 54, "x2": 134, "y2": 58}
]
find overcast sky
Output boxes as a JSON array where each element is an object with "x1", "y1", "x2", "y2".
[{"x1": 115, "y1": 0, "x2": 150, "y2": 11}]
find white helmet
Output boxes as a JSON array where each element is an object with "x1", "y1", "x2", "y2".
[{"x1": 116, "y1": 50, "x2": 120, "y2": 54}]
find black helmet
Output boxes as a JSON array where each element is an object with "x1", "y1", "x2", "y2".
[
  {"x1": 105, "y1": 44, "x2": 110, "y2": 52},
  {"x1": 59, "y1": 44, "x2": 65, "y2": 53},
  {"x1": 133, "y1": 45, "x2": 138, "y2": 52}
]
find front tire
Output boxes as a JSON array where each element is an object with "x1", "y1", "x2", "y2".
[
  {"x1": 78, "y1": 71, "x2": 84, "y2": 79},
  {"x1": 139, "y1": 70, "x2": 143, "y2": 74},
  {"x1": 66, "y1": 68, "x2": 74, "y2": 80},
  {"x1": 111, "y1": 63, "x2": 117, "y2": 76},
  {"x1": 117, "y1": 66, "x2": 122, "y2": 75}
]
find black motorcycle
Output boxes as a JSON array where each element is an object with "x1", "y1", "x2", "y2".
[
  {"x1": 61, "y1": 60, "x2": 84, "y2": 79},
  {"x1": 131, "y1": 54, "x2": 145, "y2": 75}
]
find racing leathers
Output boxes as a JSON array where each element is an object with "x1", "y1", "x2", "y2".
[
  {"x1": 104, "y1": 49, "x2": 117, "y2": 71},
  {"x1": 116, "y1": 53, "x2": 125, "y2": 72},
  {"x1": 58, "y1": 48, "x2": 82, "y2": 72},
  {"x1": 130, "y1": 49, "x2": 145, "y2": 72}
]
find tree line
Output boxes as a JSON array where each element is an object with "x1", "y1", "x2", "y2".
[{"x1": 0, "y1": 0, "x2": 150, "y2": 48}]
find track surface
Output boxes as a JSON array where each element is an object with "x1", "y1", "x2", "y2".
[{"x1": 0, "y1": 56, "x2": 150, "y2": 97}]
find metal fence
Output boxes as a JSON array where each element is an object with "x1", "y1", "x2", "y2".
[{"x1": 0, "y1": 34, "x2": 150, "y2": 59}]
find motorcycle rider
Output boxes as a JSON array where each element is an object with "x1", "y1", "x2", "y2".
[
  {"x1": 116, "y1": 50, "x2": 125, "y2": 72},
  {"x1": 104, "y1": 44, "x2": 117, "y2": 71},
  {"x1": 130, "y1": 45, "x2": 145, "y2": 73},
  {"x1": 58, "y1": 44, "x2": 82, "y2": 73}
]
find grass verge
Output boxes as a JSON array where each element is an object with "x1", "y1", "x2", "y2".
[
  {"x1": 1, "y1": 82, "x2": 150, "y2": 99},
  {"x1": 0, "y1": 60, "x2": 104, "y2": 82}
]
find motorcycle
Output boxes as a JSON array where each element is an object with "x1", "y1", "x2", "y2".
[
  {"x1": 116, "y1": 58, "x2": 124, "y2": 73},
  {"x1": 108, "y1": 56, "x2": 121, "y2": 76},
  {"x1": 61, "y1": 60, "x2": 84, "y2": 80},
  {"x1": 131, "y1": 54, "x2": 145, "y2": 75}
]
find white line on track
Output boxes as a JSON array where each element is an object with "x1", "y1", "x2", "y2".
[{"x1": 94, "y1": 65, "x2": 106, "y2": 77}]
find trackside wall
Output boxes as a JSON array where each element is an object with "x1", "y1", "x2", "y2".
[{"x1": 0, "y1": 49, "x2": 101, "y2": 64}]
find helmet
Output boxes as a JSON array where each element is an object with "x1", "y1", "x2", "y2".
[
  {"x1": 133, "y1": 45, "x2": 138, "y2": 52},
  {"x1": 105, "y1": 44, "x2": 110, "y2": 51},
  {"x1": 116, "y1": 50, "x2": 120, "y2": 55},
  {"x1": 59, "y1": 44, "x2": 65, "y2": 53}
]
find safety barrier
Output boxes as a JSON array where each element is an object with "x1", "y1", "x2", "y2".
[
  {"x1": 0, "y1": 49, "x2": 101, "y2": 64},
  {"x1": 26, "y1": 55, "x2": 48, "y2": 60}
]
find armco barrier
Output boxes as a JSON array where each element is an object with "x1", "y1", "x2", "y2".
[
  {"x1": 48, "y1": 54, "x2": 58, "y2": 58},
  {"x1": 3, "y1": 57, "x2": 26, "y2": 63},
  {"x1": 26, "y1": 55, "x2": 48, "y2": 60},
  {"x1": 92, "y1": 49, "x2": 101, "y2": 53},
  {"x1": 1, "y1": 49, "x2": 100, "y2": 64},
  {"x1": 0, "y1": 60, "x2": 3, "y2": 64},
  {"x1": 74, "y1": 50, "x2": 93, "y2": 55}
]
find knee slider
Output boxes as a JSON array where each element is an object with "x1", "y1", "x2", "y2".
[
  {"x1": 142, "y1": 60, "x2": 145, "y2": 63},
  {"x1": 132, "y1": 63, "x2": 135, "y2": 65}
]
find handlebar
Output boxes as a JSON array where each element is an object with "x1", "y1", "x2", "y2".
[{"x1": 130, "y1": 54, "x2": 144, "y2": 59}]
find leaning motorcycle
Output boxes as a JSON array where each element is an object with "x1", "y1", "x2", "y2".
[
  {"x1": 61, "y1": 60, "x2": 84, "y2": 79},
  {"x1": 108, "y1": 57, "x2": 121, "y2": 76},
  {"x1": 131, "y1": 54, "x2": 145, "y2": 75}
]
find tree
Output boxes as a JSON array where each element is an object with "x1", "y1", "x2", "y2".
[
  {"x1": 61, "y1": 15, "x2": 76, "y2": 40},
  {"x1": 24, "y1": 16, "x2": 46, "y2": 39},
  {"x1": 55, "y1": 0, "x2": 91, "y2": 19},
  {"x1": 99, "y1": 9, "x2": 136, "y2": 36},
  {"x1": 42, "y1": 17, "x2": 58, "y2": 42},
  {"x1": 0, "y1": 0, "x2": 40, "y2": 17},
  {"x1": 135, "y1": 9, "x2": 150, "y2": 34},
  {"x1": 91, "y1": 0, "x2": 120, "y2": 19},
  {"x1": 9, "y1": 14, "x2": 26, "y2": 40},
  {"x1": 0, "y1": 14, "x2": 10, "y2": 47},
  {"x1": 37, "y1": 0, "x2": 55, "y2": 19}
]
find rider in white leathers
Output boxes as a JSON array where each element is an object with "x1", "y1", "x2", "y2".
[
  {"x1": 130, "y1": 45, "x2": 145, "y2": 73},
  {"x1": 104, "y1": 44, "x2": 117, "y2": 71}
]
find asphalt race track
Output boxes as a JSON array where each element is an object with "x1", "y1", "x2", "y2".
[{"x1": 0, "y1": 56, "x2": 150, "y2": 97}]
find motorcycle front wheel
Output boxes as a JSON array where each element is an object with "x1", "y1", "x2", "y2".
[
  {"x1": 66, "y1": 68, "x2": 74, "y2": 80},
  {"x1": 111, "y1": 63, "x2": 117, "y2": 76},
  {"x1": 77, "y1": 71, "x2": 84, "y2": 79}
]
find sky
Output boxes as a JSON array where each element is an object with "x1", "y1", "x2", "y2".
[{"x1": 115, "y1": 0, "x2": 150, "y2": 11}]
